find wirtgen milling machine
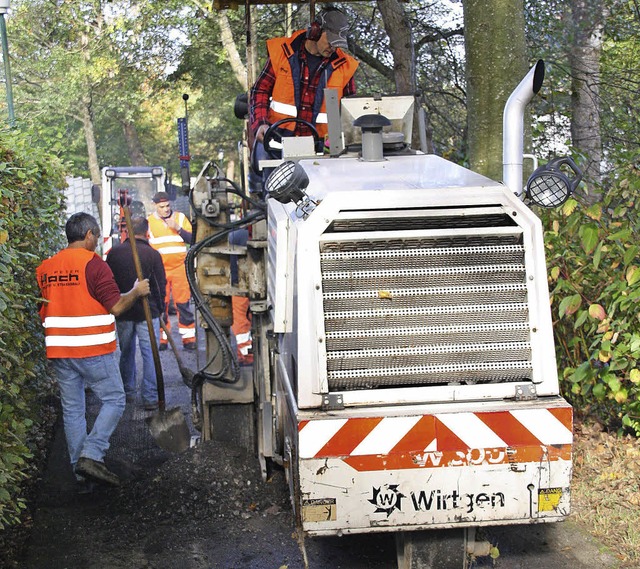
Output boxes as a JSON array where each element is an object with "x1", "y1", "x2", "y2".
[{"x1": 185, "y1": 57, "x2": 582, "y2": 567}]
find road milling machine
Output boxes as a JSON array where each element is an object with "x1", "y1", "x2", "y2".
[{"x1": 184, "y1": 58, "x2": 582, "y2": 568}]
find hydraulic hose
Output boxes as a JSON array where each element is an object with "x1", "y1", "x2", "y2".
[{"x1": 186, "y1": 209, "x2": 265, "y2": 386}]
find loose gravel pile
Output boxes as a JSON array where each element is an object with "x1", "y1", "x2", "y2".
[
  {"x1": 22, "y1": 438, "x2": 302, "y2": 569},
  {"x1": 109, "y1": 441, "x2": 290, "y2": 528}
]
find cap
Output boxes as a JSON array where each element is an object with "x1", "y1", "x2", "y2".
[
  {"x1": 152, "y1": 191, "x2": 171, "y2": 203},
  {"x1": 319, "y1": 9, "x2": 349, "y2": 49}
]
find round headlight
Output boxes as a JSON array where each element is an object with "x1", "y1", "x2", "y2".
[
  {"x1": 526, "y1": 157, "x2": 582, "y2": 208},
  {"x1": 265, "y1": 161, "x2": 310, "y2": 204}
]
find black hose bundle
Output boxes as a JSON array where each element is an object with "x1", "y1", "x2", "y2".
[
  {"x1": 185, "y1": 162, "x2": 266, "y2": 389},
  {"x1": 185, "y1": 209, "x2": 265, "y2": 387}
]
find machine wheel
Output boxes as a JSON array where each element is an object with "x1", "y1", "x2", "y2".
[
  {"x1": 262, "y1": 118, "x2": 322, "y2": 159},
  {"x1": 396, "y1": 529, "x2": 470, "y2": 569}
]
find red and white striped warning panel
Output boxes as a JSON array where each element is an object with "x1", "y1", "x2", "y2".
[{"x1": 298, "y1": 406, "x2": 572, "y2": 472}]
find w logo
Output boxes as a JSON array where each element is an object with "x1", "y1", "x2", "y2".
[{"x1": 368, "y1": 484, "x2": 405, "y2": 517}]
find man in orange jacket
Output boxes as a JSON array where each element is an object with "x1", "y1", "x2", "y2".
[
  {"x1": 249, "y1": 6, "x2": 358, "y2": 190},
  {"x1": 37, "y1": 212, "x2": 150, "y2": 490},
  {"x1": 147, "y1": 192, "x2": 196, "y2": 350},
  {"x1": 241, "y1": 8, "x2": 358, "y2": 363}
]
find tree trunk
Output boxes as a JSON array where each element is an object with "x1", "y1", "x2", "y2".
[
  {"x1": 81, "y1": 96, "x2": 101, "y2": 186},
  {"x1": 246, "y1": 5, "x2": 259, "y2": 88},
  {"x1": 217, "y1": 11, "x2": 247, "y2": 91},
  {"x1": 463, "y1": 0, "x2": 527, "y2": 182},
  {"x1": 122, "y1": 120, "x2": 146, "y2": 166},
  {"x1": 377, "y1": 0, "x2": 424, "y2": 149},
  {"x1": 567, "y1": 0, "x2": 603, "y2": 203},
  {"x1": 377, "y1": 0, "x2": 415, "y2": 95}
]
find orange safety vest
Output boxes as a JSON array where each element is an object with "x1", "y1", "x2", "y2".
[
  {"x1": 148, "y1": 212, "x2": 191, "y2": 272},
  {"x1": 266, "y1": 30, "x2": 359, "y2": 138},
  {"x1": 36, "y1": 248, "x2": 117, "y2": 359}
]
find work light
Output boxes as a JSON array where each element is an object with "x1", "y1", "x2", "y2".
[
  {"x1": 265, "y1": 161, "x2": 310, "y2": 205},
  {"x1": 526, "y1": 157, "x2": 582, "y2": 208}
]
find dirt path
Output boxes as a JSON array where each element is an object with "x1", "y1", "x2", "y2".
[{"x1": 12, "y1": 323, "x2": 624, "y2": 569}]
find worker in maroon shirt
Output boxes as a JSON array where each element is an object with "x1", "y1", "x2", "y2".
[
  {"x1": 248, "y1": 6, "x2": 359, "y2": 191},
  {"x1": 37, "y1": 212, "x2": 150, "y2": 490}
]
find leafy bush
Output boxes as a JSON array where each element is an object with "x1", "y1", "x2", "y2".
[
  {"x1": 542, "y1": 158, "x2": 640, "y2": 435},
  {"x1": 0, "y1": 127, "x2": 66, "y2": 528}
]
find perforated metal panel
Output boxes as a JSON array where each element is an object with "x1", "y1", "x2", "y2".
[{"x1": 319, "y1": 209, "x2": 533, "y2": 391}]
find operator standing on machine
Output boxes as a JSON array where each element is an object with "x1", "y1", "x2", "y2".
[
  {"x1": 249, "y1": 6, "x2": 359, "y2": 169},
  {"x1": 241, "y1": 7, "x2": 358, "y2": 363}
]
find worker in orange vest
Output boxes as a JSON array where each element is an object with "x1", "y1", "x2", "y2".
[
  {"x1": 147, "y1": 192, "x2": 196, "y2": 350},
  {"x1": 249, "y1": 7, "x2": 358, "y2": 191},
  {"x1": 229, "y1": 228, "x2": 253, "y2": 365},
  {"x1": 37, "y1": 212, "x2": 150, "y2": 490},
  {"x1": 242, "y1": 8, "x2": 358, "y2": 360}
]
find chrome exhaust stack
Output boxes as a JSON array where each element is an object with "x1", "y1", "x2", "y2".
[{"x1": 503, "y1": 59, "x2": 545, "y2": 197}]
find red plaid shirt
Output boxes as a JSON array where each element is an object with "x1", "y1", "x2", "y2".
[{"x1": 250, "y1": 34, "x2": 356, "y2": 137}]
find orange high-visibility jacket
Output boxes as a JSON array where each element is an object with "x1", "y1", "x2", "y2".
[
  {"x1": 36, "y1": 248, "x2": 117, "y2": 359},
  {"x1": 266, "y1": 30, "x2": 359, "y2": 138},
  {"x1": 148, "y1": 212, "x2": 191, "y2": 272}
]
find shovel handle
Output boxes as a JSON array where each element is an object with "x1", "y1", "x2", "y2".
[
  {"x1": 122, "y1": 206, "x2": 166, "y2": 411},
  {"x1": 159, "y1": 318, "x2": 185, "y2": 367}
]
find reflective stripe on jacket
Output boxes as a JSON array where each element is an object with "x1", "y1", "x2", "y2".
[
  {"x1": 148, "y1": 212, "x2": 191, "y2": 272},
  {"x1": 36, "y1": 248, "x2": 116, "y2": 358},
  {"x1": 266, "y1": 30, "x2": 359, "y2": 138}
]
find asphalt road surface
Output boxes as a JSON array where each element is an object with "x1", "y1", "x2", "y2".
[{"x1": 21, "y1": 319, "x2": 619, "y2": 569}]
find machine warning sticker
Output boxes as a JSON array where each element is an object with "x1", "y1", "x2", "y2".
[
  {"x1": 302, "y1": 498, "x2": 337, "y2": 522},
  {"x1": 538, "y1": 487, "x2": 563, "y2": 512}
]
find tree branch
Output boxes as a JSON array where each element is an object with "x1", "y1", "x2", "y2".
[
  {"x1": 351, "y1": 43, "x2": 394, "y2": 83},
  {"x1": 415, "y1": 26, "x2": 464, "y2": 51}
]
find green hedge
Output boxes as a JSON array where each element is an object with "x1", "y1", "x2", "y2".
[
  {"x1": 542, "y1": 157, "x2": 640, "y2": 435},
  {"x1": 0, "y1": 128, "x2": 66, "y2": 528}
]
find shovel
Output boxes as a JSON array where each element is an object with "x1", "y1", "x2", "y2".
[
  {"x1": 159, "y1": 319, "x2": 196, "y2": 388},
  {"x1": 122, "y1": 206, "x2": 191, "y2": 453}
]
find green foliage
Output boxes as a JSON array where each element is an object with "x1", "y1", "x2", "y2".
[
  {"x1": 169, "y1": 11, "x2": 246, "y2": 173},
  {"x1": 9, "y1": 0, "x2": 190, "y2": 176},
  {"x1": 542, "y1": 158, "x2": 640, "y2": 435},
  {"x1": 0, "y1": 127, "x2": 66, "y2": 528}
]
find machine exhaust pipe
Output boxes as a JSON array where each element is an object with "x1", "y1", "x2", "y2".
[{"x1": 503, "y1": 59, "x2": 545, "y2": 196}]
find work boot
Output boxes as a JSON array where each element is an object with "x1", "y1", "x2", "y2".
[
  {"x1": 183, "y1": 342, "x2": 196, "y2": 351},
  {"x1": 159, "y1": 343, "x2": 168, "y2": 351},
  {"x1": 75, "y1": 457, "x2": 121, "y2": 486}
]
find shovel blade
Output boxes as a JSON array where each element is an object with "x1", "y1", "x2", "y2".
[{"x1": 147, "y1": 407, "x2": 191, "y2": 453}]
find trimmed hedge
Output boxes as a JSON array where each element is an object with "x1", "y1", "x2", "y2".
[{"x1": 0, "y1": 128, "x2": 66, "y2": 528}]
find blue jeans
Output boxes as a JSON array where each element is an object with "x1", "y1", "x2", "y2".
[
  {"x1": 51, "y1": 353, "x2": 126, "y2": 467},
  {"x1": 116, "y1": 318, "x2": 160, "y2": 404}
]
